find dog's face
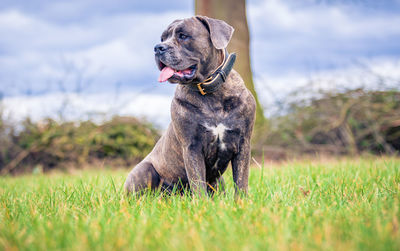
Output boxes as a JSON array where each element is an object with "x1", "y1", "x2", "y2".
[{"x1": 154, "y1": 16, "x2": 234, "y2": 84}]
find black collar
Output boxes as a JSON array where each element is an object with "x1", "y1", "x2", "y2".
[{"x1": 187, "y1": 49, "x2": 236, "y2": 95}]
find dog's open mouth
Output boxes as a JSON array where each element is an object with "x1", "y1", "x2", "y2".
[{"x1": 158, "y1": 62, "x2": 197, "y2": 83}]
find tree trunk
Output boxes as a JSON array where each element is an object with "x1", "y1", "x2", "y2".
[{"x1": 195, "y1": 0, "x2": 265, "y2": 126}]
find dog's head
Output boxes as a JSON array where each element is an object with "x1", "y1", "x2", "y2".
[{"x1": 154, "y1": 16, "x2": 234, "y2": 84}]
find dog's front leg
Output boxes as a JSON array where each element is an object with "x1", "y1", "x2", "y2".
[
  {"x1": 183, "y1": 144, "x2": 207, "y2": 197},
  {"x1": 231, "y1": 138, "x2": 251, "y2": 197}
]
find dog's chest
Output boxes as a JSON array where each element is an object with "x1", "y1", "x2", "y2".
[
  {"x1": 201, "y1": 111, "x2": 243, "y2": 175},
  {"x1": 204, "y1": 123, "x2": 229, "y2": 150},
  {"x1": 173, "y1": 90, "x2": 248, "y2": 179},
  {"x1": 197, "y1": 95, "x2": 243, "y2": 153}
]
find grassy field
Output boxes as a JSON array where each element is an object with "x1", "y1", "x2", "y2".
[{"x1": 0, "y1": 157, "x2": 399, "y2": 251}]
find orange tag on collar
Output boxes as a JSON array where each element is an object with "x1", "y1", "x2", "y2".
[{"x1": 197, "y1": 83, "x2": 206, "y2": 95}]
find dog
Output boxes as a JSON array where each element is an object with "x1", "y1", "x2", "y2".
[{"x1": 124, "y1": 16, "x2": 256, "y2": 197}]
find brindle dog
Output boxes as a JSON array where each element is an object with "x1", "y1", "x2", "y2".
[{"x1": 124, "y1": 16, "x2": 256, "y2": 196}]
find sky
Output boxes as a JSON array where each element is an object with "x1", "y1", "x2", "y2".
[{"x1": 1, "y1": 0, "x2": 400, "y2": 127}]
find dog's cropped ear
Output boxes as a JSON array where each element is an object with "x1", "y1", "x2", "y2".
[{"x1": 196, "y1": 15, "x2": 234, "y2": 50}]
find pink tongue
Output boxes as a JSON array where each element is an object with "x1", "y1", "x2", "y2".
[{"x1": 158, "y1": 67, "x2": 175, "y2": 82}]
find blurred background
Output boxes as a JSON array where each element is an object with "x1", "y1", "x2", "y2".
[{"x1": 1, "y1": 0, "x2": 399, "y2": 174}]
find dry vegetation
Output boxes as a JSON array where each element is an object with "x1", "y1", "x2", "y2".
[
  {"x1": 0, "y1": 116, "x2": 160, "y2": 174},
  {"x1": 253, "y1": 88, "x2": 400, "y2": 160}
]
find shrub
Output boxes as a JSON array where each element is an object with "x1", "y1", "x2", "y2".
[
  {"x1": 254, "y1": 89, "x2": 400, "y2": 158},
  {"x1": 0, "y1": 116, "x2": 160, "y2": 174}
]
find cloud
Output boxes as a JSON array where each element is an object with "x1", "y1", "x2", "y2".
[
  {"x1": 248, "y1": 0, "x2": 400, "y2": 76},
  {"x1": 0, "y1": 0, "x2": 193, "y2": 23},
  {"x1": 0, "y1": 8, "x2": 191, "y2": 96},
  {"x1": 1, "y1": 90, "x2": 174, "y2": 129}
]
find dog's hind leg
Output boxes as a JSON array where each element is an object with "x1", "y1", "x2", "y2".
[{"x1": 124, "y1": 161, "x2": 161, "y2": 195}]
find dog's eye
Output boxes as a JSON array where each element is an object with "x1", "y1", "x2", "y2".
[
  {"x1": 161, "y1": 37, "x2": 164, "y2": 42},
  {"x1": 178, "y1": 33, "x2": 189, "y2": 40}
]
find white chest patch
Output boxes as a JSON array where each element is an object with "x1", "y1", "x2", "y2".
[{"x1": 205, "y1": 123, "x2": 228, "y2": 150}]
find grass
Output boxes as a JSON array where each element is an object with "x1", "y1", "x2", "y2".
[{"x1": 0, "y1": 157, "x2": 399, "y2": 251}]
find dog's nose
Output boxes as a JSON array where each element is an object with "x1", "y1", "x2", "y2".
[{"x1": 154, "y1": 43, "x2": 168, "y2": 55}]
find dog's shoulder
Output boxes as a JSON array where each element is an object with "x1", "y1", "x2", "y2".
[{"x1": 225, "y1": 70, "x2": 256, "y2": 109}]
